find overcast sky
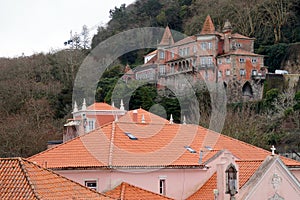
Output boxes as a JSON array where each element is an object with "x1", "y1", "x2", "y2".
[{"x1": 0, "y1": 0, "x2": 135, "y2": 58}]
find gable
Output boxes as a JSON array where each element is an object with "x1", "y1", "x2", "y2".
[{"x1": 239, "y1": 157, "x2": 300, "y2": 200}]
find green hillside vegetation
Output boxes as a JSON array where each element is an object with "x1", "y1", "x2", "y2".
[{"x1": 1, "y1": 0, "x2": 300, "y2": 157}]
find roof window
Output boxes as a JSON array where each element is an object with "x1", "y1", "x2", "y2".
[
  {"x1": 185, "y1": 146, "x2": 197, "y2": 153},
  {"x1": 125, "y1": 132, "x2": 138, "y2": 140}
]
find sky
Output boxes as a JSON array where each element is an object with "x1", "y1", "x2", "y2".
[{"x1": 0, "y1": 0, "x2": 135, "y2": 58}]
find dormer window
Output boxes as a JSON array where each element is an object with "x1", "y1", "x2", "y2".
[{"x1": 226, "y1": 164, "x2": 238, "y2": 197}]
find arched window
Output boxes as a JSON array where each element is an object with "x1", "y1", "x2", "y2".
[{"x1": 226, "y1": 164, "x2": 238, "y2": 197}]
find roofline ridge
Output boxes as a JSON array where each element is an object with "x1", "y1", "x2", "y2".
[
  {"x1": 18, "y1": 158, "x2": 41, "y2": 200},
  {"x1": 108, "y1": 121, "x2": 116, "y2": 167}
]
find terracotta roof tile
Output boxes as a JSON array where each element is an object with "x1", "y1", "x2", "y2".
[
  {"x1": 105, "y1": 182, "x2": 173, "y2": 200},
  {"x1": 29, "y1": 109, "x2": 300, "y2": 169},
  {"x1": 0, "y1": 157, "x2": 113, "y2": 200},
  {"x1": 200, "y1": 15, "x2": 216, "y2": 35},
  {"x1": 236, "y1": 160, "x2": 263, "y2": 187},
  {"x1": 87, "y1": 102, "x2": 119, "y2": 111},
  {"x1": 187, "y1": 172, "x2": 217, "y2": 200},
  {"x1": 159, "y1": 26, "x2": 174, "y2": 46},
  {"x1": 119, "y1": 108, "x2": 169, "y2": 124}
]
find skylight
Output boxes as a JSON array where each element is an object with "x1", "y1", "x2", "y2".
[
  {"x1": 184, "y1": 146, "x2": 196, "y2": 153},
  {"x1": 125, "y1": 132, "x2": 138, "y2": 140}
]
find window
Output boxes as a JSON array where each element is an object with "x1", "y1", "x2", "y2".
[
  {"x1": 207, "y1": 57, "x2": 213, "y2": 65},
  {"x1": 218, "y1": 59, "x2": 222, "y2": 65},
  {"x1": 201, "y1": 57, "x2": 207, "y2": 66},
  {"x1": 85, "y1": 180, "x2": 97, "y2": 190},
  {"x1": 201, "y1": 42, "x2": 207, "y2": 50},
  {"x1": 179, "y1": 49, "x2": 182, "y2": 56},
  {"x1": 171, "y1": 51, "x2": 175, "y2": 59},
  {"x1": 159, "y1": 179, "x2": 166, "y2": 195},
  {"x1": 239, "y1": 58, "x2": 245, "y2": 63},
  {"x1": 186, "y1": 47, "x2": 190, "y2": 56},
  {"x1": 159, "y1": 51, "x2": 165, "y2": 59},
  {"x1": 251, "y1": 58, "x2": 257, "y2": 63},
  {"x1": 252, "y1": 70, "x2": 257, "y2": 76},
  {"x1": 226, "y1": 69, "x2": 231, "y2": 76},
  {"x1": 240, "y1": 69, "x2": 246, "y2": 76},
  {"x1": 159, "y1": 65, "x2": 166, "y2": 75},
  {"x1": 125, "y1": 132, "x2": 138, "y2": 140},
  {"x1": 88, "y1": 120, "x2": 94, "y2": 131},
  {"x1": 208, "y1": 42, "x2": 212, "y2": 50},
  {"x1": 218, "y1": 71, "x2": 222, "y2": 78},
  {"x1": 184, "y1": 146, "x2": 197, "y2": 153},
  {"x1": 226, "y1": 57, "x2": 231, "y2": 63},
  {"x1": 193, "y1": 45, "x2": 197, "y2": 54}
]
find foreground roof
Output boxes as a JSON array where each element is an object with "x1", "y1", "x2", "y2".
[
  {"x1": 28, "y1": 108, "x2": 300, "y2": 169},
  {"x1": 105, "y1": 182, "x2": 173, "y2": 200},
  {"x1": 0, "y1": 157, "x2": 113, "y2": 200}
]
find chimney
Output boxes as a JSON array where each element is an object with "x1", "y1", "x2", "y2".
[
  {"x1": 133, "y1": 110, "x2": 138, "y2": 122},
  {"x1": 222, "y1": 19, "x2": 232, "y2": 54},
  {"x1": 63, "y1": 119, "x2": 80, "y2": 143}
]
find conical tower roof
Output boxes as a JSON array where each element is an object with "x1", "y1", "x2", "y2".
[
  {"x1": 159, "y1": 26, "x2": 174, "y2": 46},
  {"x1": 200, "y1": 15, "x2": 215, "y2": 35}
]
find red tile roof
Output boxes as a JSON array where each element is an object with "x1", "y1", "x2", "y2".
[
  {"x1": 200, "y1": 15, "x2": 216, "y2": 35},
  {"x1": 29, "y1": 109, "x2": 300, "y2": 169},
  {"x1": 159, "y1": 26, "x2": 174, "y2": 46},
  {"x1": 236, "y1": 160, "x2": 263, "y2": 187},
  {"x1": 187, "y1": 172, "x2": 217, "y2": 200},
  {"x1": 0, "y1": 157, "x2": 113, "y2": 200},
  {"x1": 87, "y1": 102, "x2": 119, "y2": 111},
  {"x1": 105, "y1": 182, "x2": 173, "y2": 200}
]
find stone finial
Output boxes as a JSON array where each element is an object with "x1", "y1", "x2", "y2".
[
  {"x1": 82, "y1": 98, "x2": 87, "y2": 110},
  {"x1": 271, "y1": 145, "x2": 276, "y2": 156},
  {"x1": 141, "y1": 114, "x2": 145, "y2": 123},
  {"x1": 111, "y1": 101, "x2": 115, "y2": 108},
  {"x1": 73, "y1": 101, "x2": 78, "y2": 112},
  {"x1": 120, "y1": 99, "x2": 124, "y2": 111},
  {"x1": 222, "y1": 19, "x2": 232, "y2": 33},
  {"x1": 183, "y1": 115, "x2": 186, "y2": 125},
  {"x1": 115, "y1": 115, "x2": 118, "y2": 122},
  {"x1": 169, "y1": 114, "x2": 174, "y2": 124}
]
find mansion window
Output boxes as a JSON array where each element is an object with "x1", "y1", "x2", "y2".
[
  {"x1": 201, "y1": 57, "x2": 207, "y2": 66},
  {"x1": 159, "y1": 65, "x2": 166, "y2": 75},
  {"x1": 171, "y1": 51, "x2": 175, "y2": 59},
  {"x1": 159, "y1": 179, "x2": 166, "y2": 195},
  {"x1": 218, "y1": 59, "x2": 222, "y2": 65},
  {"x1": 239, "y1": 58, "x2": 245, "y2": 63},
  {"x1": 252, "y1": 69, "x2": 258, "y2": 76},
  {"x1": 208, "y1": 42, "x2": 212, "y2": 50},
  {"x1": 226, "y1": 69, "x2": 231, "y2": 76},
  {"x1": 252, "y1": 58, "x2": 257, "y2": 63},
  {"x1": 193, "y1": 45, "x2": 197, "y2": 54},
  {"x1": 201, "y1": 42, "x2": 207, "y2": 50},
  {"x1": 226, "y1": 57, "x2": 231, "y2": 63},
  {"x1": 207, "y1": 57, "x2": 213, "y2": 65},
  {"x1": 179, "y1": 49, "x2": 183, "y2": 56},
  {"x1": 85, "y1": 180, "x2": 97, "y2": 190},
  {"x1": 240, "y1": 69, "x2": 246, "y2": 76},
  {"x1": 218, "y1": 71, "x2": 222, "y2": 78},
  {"x1": 159, "y1": 51, "x2": 165, "y2": 59}
]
